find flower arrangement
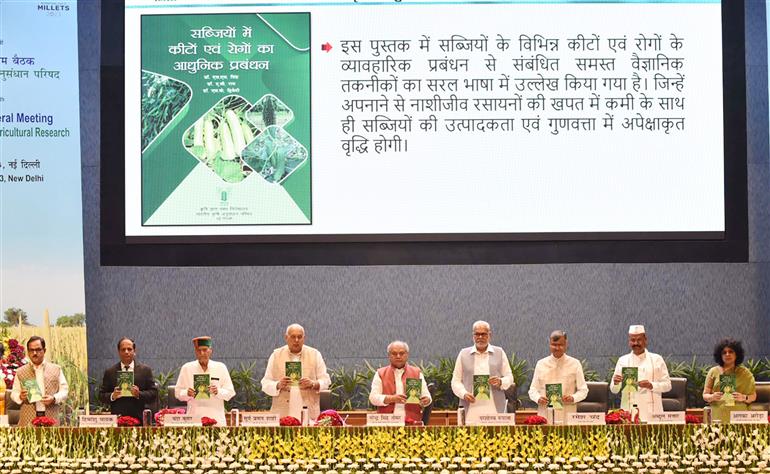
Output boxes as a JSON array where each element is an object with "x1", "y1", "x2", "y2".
[
  {"x1": 315, "y1": 409, "x2": 344, "y2": 427},
  {"x1": 686, "y1": 413, "x2": 701, "y2": 424},
  {"x1": 30, "y1": 416, "x2": 57, "y2": 427},
  {"x1": 605, "y1": 408, "x2": 633, "y2": 424},
  {"x1": 404, "y1": 417, "x2": 423, "y2": 426},
  {"x1": 523, "y1": 415, "x2": 548, "y2": 425},
  {"x1": 201, "y1": 416, "x2": 217, "y2": 426},
  {"x1": 116, "y1": 416, "x2": 140, "y2": 427},
  {"x1": 0, "y1": 337, "x2": 26, "y2": 387},
  {"x1": 153, "y1": 407, "x2": 185, "y2": 426},
  {"x1": 279, "y1": 416, "x2": 301, "y2": 426}
]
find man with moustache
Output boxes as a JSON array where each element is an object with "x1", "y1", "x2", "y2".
[
  {"x1": 99, "y1": 337, "x2": 158, "y2": 424},
  {"x1": 610, "y1": 325, "x2": 671, "y2": 422},
  {"x1": 369, "y1": 341, "x2": 432, "y2": 421},
  {"x1": 11, "y1": 336, "x2": 68, "y2": 426}
]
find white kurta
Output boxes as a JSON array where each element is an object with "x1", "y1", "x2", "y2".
[
  {"x1": 528, "y1": 354, "x2": 588, "y2": 422},
  {"x1": 610, "y1": 350, "x2": 671, "y2": 422},
  {"x1": 175, "y1": 360, "x2": 235, "y2": 426}
]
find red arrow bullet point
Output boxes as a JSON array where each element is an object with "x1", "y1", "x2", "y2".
[{"x1": 321, "y1": 42, "x2": 332, "y2": 52}]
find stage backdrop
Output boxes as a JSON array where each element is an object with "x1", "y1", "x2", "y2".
[
  {"x1": 83, "y1": 1, "x2": 769, "y2": 408},
  {"x1": 0, "y1": 0, "x2": 88, "y2": 419}
]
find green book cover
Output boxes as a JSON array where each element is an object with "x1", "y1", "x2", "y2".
[
  {"x1": 194, "y1": 374, "x2": 210, "y2": 400},
  {"x1": 473, "y1": 375, "x2": 490, "y2": 400},
  {"x1": 620, "y1": 367, "x2": 639, "y2": 391},
  {"x1": 546, "y1": 383, "x2": 563, "y2": 410},
  {"x1": 22, "y1": 378, "x2": 43, "y2": 403},
  {"x1": 286, "y1": 361, "x2": 302, "y2": 387},
  {"x1": 719, "y1": 373, "x2": 737, "y2": 407},
  {"x1": 405, "y1": 378, "x2": 421, "y2": 404},
  {"x1": 117, "y1": 371, "x2": 134, "y2": 398}
]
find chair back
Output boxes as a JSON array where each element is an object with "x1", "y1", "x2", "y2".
[
  {"x1": 166, "y1": 384, "x2": 186, "y2": 408},
  {"x1": 577, "y1": 381, "x2": 609, "y2": 413},
  {"x1": 752, "y1": 381, "x2": 770, "y2": 411},
  {"x1": 662, "y1": 377, "x2": 687, "y2": 411},
  {"x1": 504, "y1": 382, "x2": 518, "y2": 413},
  {"x1": 145, "y1": 380, "x2": 160, "y2": 414},
  {"x1": 421, "y1": 383, "x2": 436, "y2": 425},
  {"x1": 319, "y1": 389, "x2": 332, "y2": 412},
  {"x1": 4, "y1": 391, "x2": 20, "y2": 426}
]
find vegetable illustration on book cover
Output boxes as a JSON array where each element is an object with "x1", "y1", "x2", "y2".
[
  {"x1": 23, "y1": 379, "x2": 43, "y2": 403},
  {"x1": 719, "y1": 373, "x2": 737, "y2": 407},
  {"x1": 473, "y1": 375, "x2": 490, "y2": 400},
  {"x1": 285, "y1": 361, "x2": 302, "y2": 387},
  {"x1": 117, "y1": 371, "x2": 134, "y2": 398},
  {"x1": 194, "y1": 374, "x2": 210, "y2": 400},
  {"x1": 405, "y1": 378, "x2": 421, "y2": 404},
  {"x1": 546, "y1": 383, "x2": 563, "y2": 410},
  {"x1": 620, "y1": 367, "x2": 638, "y2": 411}
]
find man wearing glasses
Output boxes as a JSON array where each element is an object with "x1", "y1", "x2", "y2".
[
  {"x1": 11, "y1": 336, "x2": 69, "y2": 426},
  {"x1": 451, "y1": 321, "x2": 514, "y2": 416}
]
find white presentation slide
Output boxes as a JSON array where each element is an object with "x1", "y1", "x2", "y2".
[{"x1": 124, "y1": 0, "x2": 725, "y2": 238}]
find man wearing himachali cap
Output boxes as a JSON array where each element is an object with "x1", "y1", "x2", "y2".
[
  {"x1": 610, "y1": 325, "x2": 671, "y2": 422},
  {"x1": 174, "y1": 336, "x2": 235, "y2": 426}
]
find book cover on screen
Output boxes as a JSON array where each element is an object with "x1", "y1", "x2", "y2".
[{"x1": 194, "y1": 374, "x2": 210, "y2": 400}]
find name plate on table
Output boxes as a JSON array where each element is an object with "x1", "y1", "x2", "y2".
[
  {"x1": 730, "y1": 411, "x2": 768, "y2": 424},
  {"x1": 367, "y1": 413, "x2": 405, "y2": 427},
  {"x1": 240, "y1": 413, "x2": 280, "y2": 427},
  {"x1": 79, "y1": 415, "x2": 118, "y2": 427},
  {"x1": 649, "y1": 412, "x2": 685, "y2": 425},
  {"x1": 0, "y1": 415, "x2": 8, "y2": 427},
  {"x1": 473, "y1": 414, "x2": 516, "y2": 426},
  {"x1": 164, "y1": 414, "x2": 198, "y2": 427},
  {"x1": 567, "y1": 412, "x2": 605, "y2": 426}
]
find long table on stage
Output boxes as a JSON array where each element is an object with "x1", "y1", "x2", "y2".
[{"x1": 1, "y1": 422, "x2": 769, "y2": 473}]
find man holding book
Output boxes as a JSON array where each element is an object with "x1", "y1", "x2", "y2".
[
  {"x1": 98, "y1": 337, "x2": 158, "y2": 424},
  {"x1": 174, "y1": 336, "x2": 235, "y2": 426},
  {"x1": 10, "y1": 336, "x2": 68, "y2": 426},
  {"x1": 260, "y1": 324, "x2": 331, "y2": 420},
  {"x1": 610, "y1": 325, "x2": 671, "y2": 422},
  {"x1": 528, "y1": 330, "x2": 588, "y2": 423},
  {"x1": 369, "y1": 341, "x2": 431, "y2": 421},
  {"x1": 451, "y1": 321, "x2": 514, "y2": 415}
]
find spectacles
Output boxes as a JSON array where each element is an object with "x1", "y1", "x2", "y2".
[
  {"x1": 28, "y1": 348, "x2": 45, "y2": 353},
  {"x1": 473, "y1": 332, "x2": 490, "y2": 337}
]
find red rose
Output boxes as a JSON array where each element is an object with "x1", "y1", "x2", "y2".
[
  {"x1": 605, "y1": 409, "x2": 632, "y2": 424},
  {"x1": 279, "y1": 416, "x2": 301, "y2": 427},
  {"x1": 201, "y1": 417, "x2": 217, "y2": 426},
  {"x1": 315, "y1": 409, "x2": 344, "y2": 427},
  {"x1": 523, "y1": 415, "x2": 548, "y2": 425},
  {"x1": 154, "y1": 407, "x2": 186, "y2": 426},
  {"x1": 404, "y1": 417, "x2": 423, "y2": 426},
  {"x1": 685, "y1": 414, "x2": 701, "y2": 424},
  {"x1": 31, "y1": 416, "x2": 56, "y2": 427},
  {"x1": 117, "y1": 416, "x2": 141, "y2": 427}
]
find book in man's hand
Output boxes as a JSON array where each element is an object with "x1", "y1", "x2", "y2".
[
  {"x1": 405, "y1": 378, "x2": 421, "y2": 404},
  {"x1": 117, "y1": 371, "x2": 134, "y2": 398},
  {"x1": 473, "y1": 375, "x2": 491, "y2": 401},
  {"x1": 23, "y1": 379, "x2": 43, "y2": 403},
  {"x1": 285, "y1": 361, "x2": 302, "y2": 387},
  {"x1": 194, "y1": 374, "x2": 210, "y2": 400}
]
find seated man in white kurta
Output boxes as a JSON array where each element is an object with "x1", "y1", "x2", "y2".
[
  {"x1": 260, "y1": 324, "x2": 331, "y2": 420},
  {"x1": 528, "y1": 330, "x2": 588, "y2": 423},
  {"x1": 174, "y1": 336, "x2": 235, "y2": 426},
  {"x1": 610, "y1": 325, "x2": 671, "y2": 422}
]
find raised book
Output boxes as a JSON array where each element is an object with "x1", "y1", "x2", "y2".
[
  {"x1": 285, "y1": 361, "x2": 302, "y2": 387},
  {"x1": 473, "y1": 375, "x2": 490, "y2": 400},
  {"x1": 194, "y1": 374, "x2": 210, "y2": 400},
  {"x1": 405, "y1": 378, "x2": 421, "y2": 404},
  {"x1": 117, "y1": 371, "x2": 134, "y2": 398},
  {"x1": 620, "y1": 367, "x2": 639, "y2": 411},
  {"x1": 546, "y1": 383, "x2": 563, "y2": 409},
  {"x1": 22, "y1": 378, "x2": 43, "y2": 403},
  {"x1": 719, "y1": 373, "x2": 737, "y2": 407}
]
